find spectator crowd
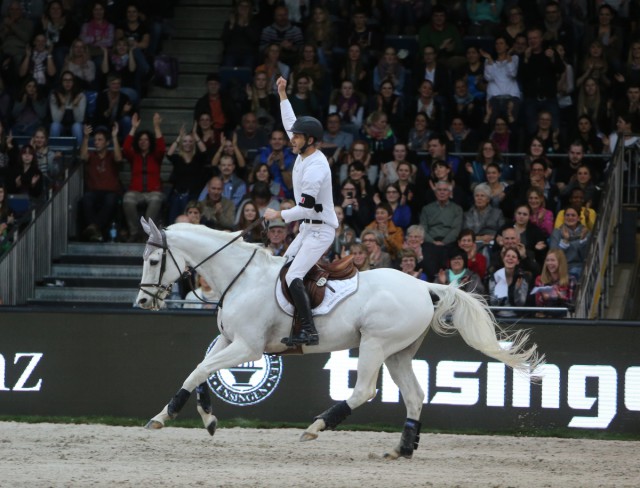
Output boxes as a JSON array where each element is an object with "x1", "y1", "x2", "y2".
[{"x1": 4, "y1": 0, "x2": 640, "y2": 314}]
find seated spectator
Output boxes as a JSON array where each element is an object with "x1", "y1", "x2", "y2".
[
  {"x1": 417, "y1": 159, "x2": 468, "y2": 212},
  {"x1": 248, "y1": 162, "x2": 285, "y2": 200},
  {"x1": 193, "y1": 112, "x2": 217, "y2": 156},
  {"x1": 412, "y1": 45, "x2": 452, "y2": 107},
  {"x1": 457, "y1": 228, "x2": 487, "y2": 281},
  {"x1": 503, "y1": 158, "x2": 554, "y2": 219},
  {"x1": 198, "y1": 176, "x2": 236, "y2": 231},
  {"x1": 408, "y1": 80, "x2": 445, "y2": 133},
  {"x1": 570, "y1": 115, "x2": 604, "y2": 155},
  {"x1": 248, "y1": 180, "x2": 280, "y2": 218},
  {"x1": 0, "y1": 1, "x2": 34, "y2": 66},
  {"x1": 360, "y1": 110, "x2": 396, "y2": 158},
  {"x1": 604, "y1": 111, "x2": 640, "y2": 153},
  {"x1": 49, "y1": 71, "x2": 85, "y2": 142},
  {"x1": 533, "y1": 248, "x2": 576, "y2": 313},
  {"x1": 360, "y1": 229, "x2": 392, "y2": 269},
  {"x1": 560, "y1": 164, "x2": 601, "y2": 211},
  {"x1": 6, "y1": 143, "x2": 44, "y2": 208},
  {"x1": 527, "y1": 187, "x2": 554, "y2": 237},
  {"x1": 490, "y1": 226, "x2": 541, "y2": 278},
  {"x1": 337, "y1": 178, "x2": 372, "y2": 236},
  {"x1": 78, "y1": 123, "x2": 121, "y2": 242},
  {"x1": 193, "y1": 73, "x2": 237, "y2": 141},
  {"x1": 304, "y1": 7, "x2": 335, "y2": 69},
  {"x1": 259, "y1": 5, "x2": 303, "y2": 67},
  {"x1": 11, "y1": 78, "x2": 48, "y2": 137},
  {"x1": 122, "y1": 112, "x2": 165, "y2": 241},
  {"x1": 244, "y1": 70, "x2": 281, "y2": 134},
  {"x1": 337, "y1": 44, "x2": 369, "y2": 95},
  {"x1": 528, "y1": 110, "x2": 561, "y2": 155},
  {"x1": 183, "y1": 274, "x2": 219, "y2": 310},
  {"x1": 417, "y1": 5, "x2": 464, "y2": 70},
  {"x1": 115, "y1": 3, "x2": 152, "y2": 60},
  {"x1": 215, "y1": 154, "x2": 247, "y2": 209},
  {"x1": 207, "y1": 132, "x2": 247, "y2": 181},
  {"x1": 488, "y1": 115, "x2": 518, "y2": 156},
  {"x1": 488, "y1": 247, "x2": 532, "y2": 314},
  {"x1": 18, "y1": 34, "x2": 56, "y2": 92},
  {"x1": 463, "y1": 183, "x2": 505, "y2": 251},
  {"x1": 582, "y1": 4, "x2": 624, "y2": 72},
  {"x1": 466, "y1": 140, "x2": 512, "y2": 190},
  {"x1": 349, "y1": 242, "x2": 370, "y2": 271},
  {"x1": 63, "y1": 38, "x2": 97, "y2": 90},
  {"x1": 35, "y1": 0, "x2": 79, "y2": 74},
  {"x1": 346, "y1": 160, "x2": 374, "y2": 203},
  {"x1": 370, "y1": 78, "x2": 405, "y2": 135},
  {"x1": 555, "y1": 142, "x2": 587, "y2": 197},
  {"x1": 456, "y1": 46, "x2": 487, "y2": 105},
  {"x1": 508, "y1": 203, "x2": 548, "y2": 265},
  {"x1": 549, "y1": 205, "x2": 590, "y2": 281},
  {"x1": 0, "y1": 183, "x2": 15, "y2": 253},
  {"x1": 185, "y1": 201, "x2": 202, "y2": 225},
  {"x1": 467, "y1": 0, "x2": 503, "y2": 36},
  {"x1": 93, "y1": 72, "x2": 133, "y2": 139},
  {"x1": 378, "y1": 142, "x2": 415, "y2": 192},
  {"x1": 328, "y1": 80, "x2": 365, "y2": 138},
  {"x1": 234, "y1": 199, "x2": 263, "y2": 243},
  {"x1": 255, "y1": 44, "x2": 291, "y2": 97},
  {"x1": 485, "y1": 162, "x2": 509, "y2": 209},
  {"x1": 289, "y1": 44, "x2": 326, "y2": 98},
  {"x1": 503, "y1": 6, "x2": 526, "y2": 44},
  {"x1": 288, "y1": 72, "x2": 320, "y2": 118},
  {"x1": 220, "y1": 0, "x2": 259, "y2": 69},
  {"x1": 555, "y1": 188, "x2": 597, "y2": 231},
  {"x1": 419, "y1": 180, "x2": 463, "y2": 279},
  {"x1": 402, "y1": 224, "x2": 426, "y2": 271},
  {"x1": 364, "y1": 202, "x2": 404, "y2": 260},
  {"x1": 575, "y1": 77, "x2": 612, "y2": 136},
  {"x1": 373, "y1": 46, "x2": 406, "y2": 97},
  {"x1": 399, "y1": 249, "x2": 427, "y2": 281},
  {"x1": 376, "y1": 182, "x2": 411, "y2": 232},
  {"x1": 395, "y1": 160, "x2": 416, "y2": 211},
  {"x1": 265, "y1": 218, "x2": 288, "y2": 256},
  {"x1": 320, "y1": 113, "x2": 353, "y2": 167},
  {"x1": 346, "y1": 9, "x2": 382, "y2": 68},
  {"x1": 446, "y1": 115, "x2": 480, "y2": 154},
  {"x1": 166, "y1": 125, "x2": 208, "y2": 225},
  {"x1": 407, "y1": 112, "x2": 432, "y2": 152},
  {"x1": 234, "y1": 112, "x2": 269, "y2": 157},
  {"x1": 434, "y1": 246, "x2": 485, "y2": 295},
  {"x1": 100, "y1": 39, "x2": 145, "y2": 105},
  {"x1": 31, "y1": 126, "x2": 63, "y2": 190},
  {"x1": 338, "y1": 140, "x2": 376, "y2": 186},
  {"x1": 255, "y1": 128, "x2": 295, "y2": 197},
  {"x1": 79, "y1": 0, "x2": 115, "y2": 58}
]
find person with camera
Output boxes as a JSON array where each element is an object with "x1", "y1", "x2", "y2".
[
  {"x1": 263, "y1": 76, "x2": 338, "y2": 347},
  {"x1": 337, "y1": 178, "x2": 372, "y2": 236},
  {"x1": 488, "y1": 246, "x2": 532, "y2": 316}
]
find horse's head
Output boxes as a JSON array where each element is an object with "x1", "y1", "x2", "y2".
[{"x1": 136, "y1": 217, "x2": 186, "y2": 310}]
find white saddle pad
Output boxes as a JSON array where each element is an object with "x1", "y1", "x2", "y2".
[{"x1": 275, "y1": 273, "x2": 359, "y2": 316}]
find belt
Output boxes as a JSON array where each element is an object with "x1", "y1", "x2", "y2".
[{"x1": 302, "y1": 219, "x2": 324, "y2": 224}]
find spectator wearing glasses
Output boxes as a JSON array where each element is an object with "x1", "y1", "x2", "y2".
[
  {"x1": 337, "y1": 178, "x2": 371, "y2": 235},
  {"x1": 360, "y1": 229, "x2": 392, "y2": 270},
  {"x1": 434, "y1": 246, "x2": 485, "y2": 295},
  {"x1": 339, "y1": 140, "x2": 376, "y2": 187},
  {"x1": 364, "y1": 202, "x2": 404, "y2": 260},
  {"x1": 376, "y1": 181, "x2": 411, "y2": 232},
  {"x1": 49, "y1": 71, "x2": 85, "y2": 142}
]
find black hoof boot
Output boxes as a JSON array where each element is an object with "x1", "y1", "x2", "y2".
[
  {"x1": 282, "y1": 278, "x2": 319, "y2": 346},
  {"x1": 167, "y1": 388, "x2": 191, "y2": 419},
  {"x1": 399, "y1": 418, "x2": 422, "y2": 459}
]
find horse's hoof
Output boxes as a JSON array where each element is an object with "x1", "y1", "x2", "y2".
[
  {"x1": 299, "y1": 431, "x2": 318, "y2": 442},
  {"x1": 383, "y1": 449, "x2": 401, "y2": 460},
  {"x1": 205, "y1": 418, "x2": 217, "y2": 436},
  {"x1": 145, "y1": 419, "x2": 164, "y2": 430}
]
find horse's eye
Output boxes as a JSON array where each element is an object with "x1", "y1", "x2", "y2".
[{"x1": 150, "y1": 259, "x2": 159, "y2": 266}]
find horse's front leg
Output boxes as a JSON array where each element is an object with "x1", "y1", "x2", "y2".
[{"x1": 146, "y1": 337, "x2": 260, "y2": 433}]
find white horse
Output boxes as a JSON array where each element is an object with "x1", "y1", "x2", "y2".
[{"x1": 135, "y1": 218, "x2": 543, "y2": 459}]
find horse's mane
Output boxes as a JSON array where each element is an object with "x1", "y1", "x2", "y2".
[{"x1": 164, "y1": 223, "x2": 280, "y2": 261}]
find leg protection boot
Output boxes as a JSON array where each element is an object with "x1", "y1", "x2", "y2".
[{"x1": 282, "y1": 278, "x2": 319, "y2": 346}]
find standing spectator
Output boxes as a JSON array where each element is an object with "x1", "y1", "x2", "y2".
[
  {"x1": 221, "y1": 0, "x2": 260, "y2": 68},
  {"x1": 63, "y1": 38, "x2": 96, "y2": 90},
  {"x1": 193, "y1": 73, "x2": 238, "y2": 140},
  {"x1": 11, "y1": 78, "x2": 47, "y2": 137},
  {"x1": 49, "y1": 71, "x2": 85, "y2": 142},
  {"x1": 419, "y1": 180, "x2": 463, "y2": 280},
  {"x1": 481, "y1": 35, "x2": 520, "y2": 125},
  {"x1": 18, "y1": 33, "x2": 56, "y2": 92},
  {"x1": 549, "y1": 205, "x2": 590, "y2": 281},
  {"x1": 0, "y1": 1, "x2": 34, "y2": 66},
  {"x1": 93, "y1": 72, "x2": 133, "y2": 138},
  {"x1": 33, "y1": 0, "x2": 79, "y2": 74},
  {"x1": 198, "y1": 176, "x2": 235, "y2": 231},
  {"x1": 79, "y1": 1, "x2": 114, "y2": 58},
  {"x1": 417, "y1": 5, "x2": 464, "y2": 70},
  {"x1": 259, "y1": 5, "x2": 303, "y2": 67},
  {"x1": 122, "y1": 112, "x2": 165, "y2": 241},
  {"x1": 518, "y1": 27, "x2": 565, "y2": 135},
  {"x1": 533, "y1": 248, "x2": 576, "y2": 313},
  {"x1": 78, "y1": 123, "x2": 122, "y2": 241},
  {"x1": 165, "y1": 125, "x2": 208, "y2": 225}
]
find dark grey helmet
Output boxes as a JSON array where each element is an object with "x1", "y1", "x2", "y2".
[{"x1": 290, "y1": 116, "x2": 324, "y2": 142}]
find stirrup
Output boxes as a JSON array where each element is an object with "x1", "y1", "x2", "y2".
[{"x1": 281, "y1": 330, "x2": 319, "y2": 347}]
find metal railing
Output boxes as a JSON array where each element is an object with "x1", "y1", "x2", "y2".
[
  {"x1": 621, "y1": 139, "x2": 640, "y2": 207},
  {"x1": 0, "y1": 164, "x2": 84, "y2": 305}
]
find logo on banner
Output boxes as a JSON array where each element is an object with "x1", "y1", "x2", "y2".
[{"x1": 205, "y1": 338, "x2": 283, "y2": 406}]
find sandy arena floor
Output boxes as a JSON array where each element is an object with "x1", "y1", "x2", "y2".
[{"x1": 0, "y1": 422, "x2": 637, "y2": 487}]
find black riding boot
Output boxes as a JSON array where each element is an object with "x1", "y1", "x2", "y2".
[{"x1": 282, "y1": 278, "x2": 319, "y2": 346}]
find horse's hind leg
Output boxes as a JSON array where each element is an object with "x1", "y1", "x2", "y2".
[
  {"x1": 382, "y1": 346, "x2": 426, "y2": 460},
  {"x1": 196, "y1": 382, "x2": 217, "y2": 436},
  {"x1": 302, "y1": 338, "x2": 385, "y2": 441}
]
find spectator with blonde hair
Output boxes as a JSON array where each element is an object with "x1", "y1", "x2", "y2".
[{"x1": 533, "y1": 248, "x2": 576, "y2": 310}]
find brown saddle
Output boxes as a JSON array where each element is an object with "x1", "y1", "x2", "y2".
[{"x1": 279, "y1": 255, "x2": 358, "y2": 309}]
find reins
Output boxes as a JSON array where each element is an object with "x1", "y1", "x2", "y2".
[{"x1": 138, "y1": 217, "x2": 266, "y2": 308}]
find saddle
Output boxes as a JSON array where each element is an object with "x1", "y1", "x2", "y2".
[{"x1": 279, "y1": 255, "x2": 358, "y2": 309}]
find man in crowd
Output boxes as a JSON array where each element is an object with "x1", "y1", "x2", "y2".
[{"x1": 198, "y1": 176, "x2": 235, "y2": 230}]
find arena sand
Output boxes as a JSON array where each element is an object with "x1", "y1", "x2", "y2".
[{"x1": 0, "y1": 422, "x2": 637, "y2": 487}]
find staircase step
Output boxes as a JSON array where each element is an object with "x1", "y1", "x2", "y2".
[
  {"x1": 42, "y1": 276, "x2": 140, "y2": 288},
  {"x1": 181, "y1": 0, "x2": 231, "y2": 7},
  {"x1": 66, "y1": 242, "x2": 145, "y2": 256},
  {"x1": 164, "y1": 42, "x2": 222, "y2": 63},
  {"x1": 140, "y1": 97, "x2": 198, "y2": 110},
  {"x1": 145, "y1": 85, "x2": 204, "y2": 99},
  {"x1": 178, "y1": 62, "x2": 219, "y2": 76},
  {"x1": 51, "y1": 263, "x2": 142, "y2": 278},
  {"x1": 33, "y1": 286, "x2": 139, "y2": 303}
]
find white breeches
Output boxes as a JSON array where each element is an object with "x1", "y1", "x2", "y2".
[{"x1": 285, "y1": 223, "x2": 335, "y2": 286}]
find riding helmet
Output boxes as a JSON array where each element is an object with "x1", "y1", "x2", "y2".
[{"x1": 290, "y1": 116, "x2": 324, "y2": 142}]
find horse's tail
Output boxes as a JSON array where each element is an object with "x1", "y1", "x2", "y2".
[{"x1": 427, "y1": 283, "x2": 545, "y2": 374}]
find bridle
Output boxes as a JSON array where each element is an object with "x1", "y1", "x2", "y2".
[{"x1": 138, "y1": 218, "x2": 265, "y2": 309}]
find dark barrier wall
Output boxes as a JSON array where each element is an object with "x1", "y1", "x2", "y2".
[{"x1": 1, "y1": 310, "x2": 639, "y2": 434}]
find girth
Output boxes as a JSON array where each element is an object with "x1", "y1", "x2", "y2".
[{"x1": 279, "y1": 255, "x2": 357, "y2": 308}]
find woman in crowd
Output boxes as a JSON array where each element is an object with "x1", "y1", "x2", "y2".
[
  {"x1": 31, "y1": 126, "x2": 63, "y2": 190},
  {"x1": 79, "y1": 0, "x2": 115, "y2": 58},
  {"x1": 488, "y1": 247, "x2": 531, "y2": 313},
  {"x1": 255, "y1": 43, "x2": 290, "y2": 95},
  {"x1": 534, "y1": 248, "x2": 576, "y2": 311},
  {"x1": 338, "y1": 43, "x2": 368, "y2": 94},
  {"x1": 570, "y1": 114, "x2": 605, "y2": 154},
  {"x1": 34, "y1": 0, "x2": 79, "y2": 73},
  {"x1": 519, "y1": 137, "x2": 551, "y2": 183},
  {"x1": 360, "y1": 110, "x2": 397, "y2": 158},
  {"x1": 100, "y1": 39, "x2": 142, "y2": 104},
  {"x1": 18, "y1": 34, "x2": 56, "y2": 92},
  {"x1": 349, "y1": 242, "x2": 370, "y2": 271},
  {"x1": 485, "y1": 162, "x2": 509, "y2": 208},
  {"x1": 488, "y1": 115, "x2": 517, "y2": 155},
  {"x1": 377, "y1": 143, "x2": 414, "y2": 191},
  {"x1": 399, "y1": 249, "x2": 427, "y2": 281},
  {"x1": 7, "y1": 145, "x2": 43, "y2": 201},
  {"x1": 423, "y1": 159, "x2": 468, "y2": 209},
  {"x1": 509, "y1": 203, "x2": 548, "y2": 264},
  {"x1": 339, "y1": 140, "x2": 376, "y2": 185},
  {"x1": 462, "y1": 183, "x2": 505, "y2": 250},
  {"x1": 435, "y1": 246, "x2": 485, "y2": 294},
  {"x1": 503, "y1": 6, "x2": 526, "y2": 43},
  {"x1": 193, "y1": 112, "x2": 217, "y2": 156},
  {"x1": 466, "y1": 140, "x2": 506, "y2": 189},
  {"x1": 63, "y1": 38, "x2": 96, "y2": 90},
  {"x1": 166, "y1": 125, "x2": 208, "y2": 225},
  {"x1": 244, "y1": 69, "x2": 280, "y2": 134},
  {"x1": 234, "y1": 200, "x2": 262, "y2": 243},
  {"x1": 583, "y1": 4, "x2": 624, "y2": 72},
  {"x1": 559, "y1": 164, "x2": 601, "y2": 210},
  {"x1": 49, "y1": 71, "x2": 85, "y2": 142},
  {"x1": 248, "y1": 162, "x2": 285, "y2": 200},
  {"x1": 410, "y1": 80, "x2": 445, "y2": 133},
  {"x1": 370, "y1": 78, "x2": 404, "y2": 132},
  {"x1": 220, "y1": 0, "x2": 259, "y2": 68},
  {"x1": 372, "y1": 46, "x2": 406, "y2": 96},
  {"x1": 288, "y1": 72, "x2": 320, "y2": 119},
  {"x1": 11, "y1": 78, "x2": 48, "y2": 137},
  {"x1": 376, "y1": 182, "x2": 411, "y2": 232},
  {"x1": 328, "y1": 79, "x2": 365, "y2": 137},
  {"x1": 576, "y1": 40, "x2": 611, "y2": 91},
  {"x1": 289, "y1": 44, "x2": 325, "y2": 98},
  {"x1": 527, "y1": 187, "x2": 554, "y2": 237},
  {"x1": 457, "y1": 228, "x2": 487, "y2": 281},
  {"x1": 345, "y1": 160, "x2": 374, "y2": 204},
  {"x1": 337, "y1": 178, "x2": 372, "y2": 236},
  {"x1": 360, "y1": 229, "x2": 392, "y2": 269},
  {"x1": 482, "y1": 35, "x2": 520, "y2": 125},
  {"x1": 549, "y1": 205, "x2": 590, "y2": 281},
  {"x1": 407, "y1": 112, "x2": 432, "y2": 152},
  {"x1": 575, "y1": 77, "x2": 612, "y2": 136},
  {"x1": 364, "y1": 202, "x2": 404, "y2": 260},
  {"x1": 304, "y1": 7, "x2": 335, "y2": 69}
]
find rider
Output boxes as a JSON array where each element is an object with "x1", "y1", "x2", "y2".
[{"x1": 264, "y1": 76, "x2": 338, "y2": 346}]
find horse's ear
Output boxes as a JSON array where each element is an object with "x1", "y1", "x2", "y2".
[
  {"x1": 140, "y1": 216, "x2": 151, "y2": 236},
  {"x1": 148, "y1": 218, "x2": 163, "y2": 243}
]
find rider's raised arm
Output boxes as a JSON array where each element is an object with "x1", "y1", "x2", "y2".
[{"x1": 277, "y1": 76, "x2": 296, "y2": 139}]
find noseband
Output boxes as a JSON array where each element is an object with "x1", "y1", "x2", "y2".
[{"x1": 138, "y1": 218, "x2": 265, "y2": 308}]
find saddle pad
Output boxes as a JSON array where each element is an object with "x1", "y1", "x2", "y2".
[{"x1": 275, "y1": 273, "x2": 359, "y2": 317}]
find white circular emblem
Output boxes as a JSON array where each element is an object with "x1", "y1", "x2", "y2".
[{"x1": 204, "y1": 338, "x2": 283, "y2": 406}]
